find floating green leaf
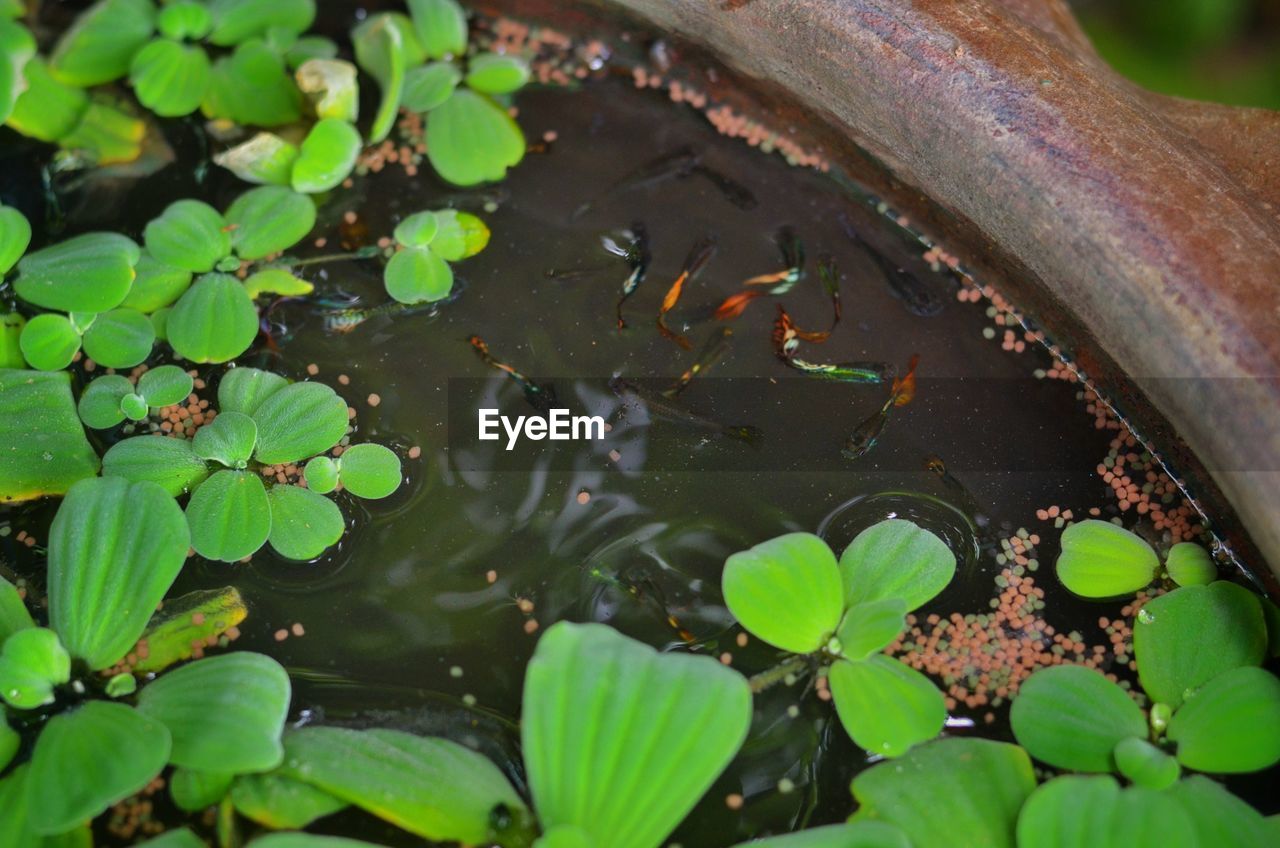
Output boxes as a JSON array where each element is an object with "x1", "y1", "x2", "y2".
[
  {"x1": 828, "y1": 655, "x2": 945, "y2": 757},
  {"x1": 393, "y1": 211, "x2": 440, "y2": 248},
  {"x1": 157, "y1": 2, "x2": 214, "y2": 41},
  {"x1": 292, "y1": 118, "x2": 362, "y2": 193},
  {"x1": 426, "y1": 89, "x2": 525, "y2": 185},
  {"x1": 407, "y1": 0, "x2": 467, "y2": 59},
  {"x1": 214, "y1": 132, "x2": 300, "y2": 186},
  {"x1": 19, "y1": 314, "x2": 81, "y2": 371},
  {"x1": 403, "y1": 61, "x2": 461, "y2": 112},
  {"x1": 219, "y1": 366, "x2": 287, "y2": 415},
  {"x1": 203, "y1": 39, "x2": 302, "y2": 127},
  {"x1": 1134, "y1": 581, "x2": 1266, "y2": 709},
  {"x1": 0, "y1": 20, "x2": 36, "y2": 127},
  {"x1": 48, "y1": 0, "x2": 156, "y2": 87},
  {"x1": 1166, "y1": 775, "x2": 1274, "y2": 848},
  {"x1": 352, "y1": 13, "x2": 410, "y2": 144},
  {"x1": 167, "y1": 273, "x2": 259, "y2": 364},
  {"x1": 839, "y1": 518, "x2": 956, "y2": 612},
  {"x1": 121, "y1": 254, "x2": 194, "y2": 313},
  {"x1": 430, "y1": 209, "x2": 490, "y2": 261},
  {"x1": 295, "y1": 58, "x2": 358, "y2": 121},
  {"x1": 193, "y1": 411, "x2": 258, "y2": 468},
  {"x1": 81, "y1": 307, "x2": 155, "y2": 368},
  {"x1": 722, "y1": 532, "x2": 843, "y2": 654},
  {"x1": 224, "y1": 186, "x2": 316, "y2": 260},
  {"x1": 850, "y1": 738, "x2": 1036, "y2": 848},
  {"x1": 384, "y1": 245, "x2": 454, "y2": 304},
  {"x1": 138, "y1": 652, "x2": 289, "y2": 773},
  {"x1": 835, "y1": 597, "x2": 907, "y2": 660},
  {"x1": 103, "y1": 435, "x2": 211, "y2": 496},
  {"x1": 252, "y1": 381, "x2": 349, "y2": 464},
  {"x1": 244, "y1": 269, "x2": 311, "y2": 298},
  {"x1": 78, "y1": 374, "x2": 134, "y2": 428},
  {"x1": 466, "y1": 53, "x2": 530, "y2": 95},
  {"x1": 1017, "y1": 775, "x2": 1195, "y2": 848},
  {"x1": 267, "y1": 484, "x2": 344, "y2": 559},
  {"x1": 337, "y1": 443, "x2": 401, "y2": 499},
  {"x1": 186, "y1": 469, "x2": 272, "y2": 561},
  {"x1": 0, "y1": 576, "x2": 35, "y2": 643},
  {"x1": 1166, "y1": 665, "x2": 1280, "y2": 773},
  {"x1": 121, "y1": 393, "x2": 149, "y2": 420},
  {"x1": 138, "y1": 365, "x2": 194, "y2": 407},
  {"x1": 1056, "y1": 519, "x2": 1159, "y2": 598},
  {"x1": 303, "y1": 456, "x2": 338, "y2": 494},
  {"x1": 136, "y1": 828, "x2": 210, "y2": 848},
  {"x1": 206, "y1": 0, "x2": 315, "y2": 47},
  {"x1": 0, "y1": 205, "x2": 31, "y2": 275},
  {"x1": 730, "y1": 822, "x2": 911, "y2": 848},
  {"x1": 15, "y1": 232, "x2": 140, "y2": 313},
  {"x1": 133, "y1": 586, "x2": 247, "y2": 674},
  {"x1": 249, "y1": 835, "x2": 383, "y2": 848},
  {"x1": 0, "y1": 369, "x2": 100, "y2": 502},
  {"x1": 1112, "y1": 736, "x2": 1180, "y2": 790},
  {"x1": 48, "y1": 477, "x2": 190, "y2": 669},
  {"x1": 279, "y1": 726, "x2": 530, "y2": 845},
  {"x1": 130, "y1": 39, "x2": 212, "y2": 118},
  {"x1": 1165, "y1": 542, "x2": 1216, "y2": 587},
  {"x1": 106, "y1": 672, "x2": 137, "y2": 698},
  {"x1": 144, "y1": 200, "x2": 230, "y2": 274},
  {"x1": 232, "y1": 771, "x2": 347, "y2": 828},
  {"x1": 523, "y1": 622, "x2": 751, "y2": 848},
  {"x1": 8, "y1": 57, "x2": 89, "y2": 143},
  {"x1": 0, "y1": 627, "x2": 71, "y2": 709},
  {"x1": 170, "y1": 768, "x2": 232, "y2": 812},
  {"x1": 27, "y1": 702, "x2": 171, "y2": 835},
  {"x1": 1010, "y1": 665, "x2": 1147, "y2": 772}
]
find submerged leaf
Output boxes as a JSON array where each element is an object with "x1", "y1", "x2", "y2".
[
  {"x1": 1133, "y1": 581, "x2": 1266, "y2": 709},
  {"x1": 292, "y1": 118, "x2": 362, "y2": 194},
  {"x1": 839, "y1": 518, "x2": 956, "y2": 612},
  {"x1": 0, "y1": 369, "x2": 101, "y2": 501},
  {"x1": 81, "y1": 307, "x2": 155, "y2": 368},
  {"x1": 138, "y1": 653, "x2": 290, "y2": 773},
  {"x1": 186, "y1": 469, "x2": 271, "y2": 561},
  {"x1": 27, "y1": 702, "x2": 171, "y2": 834},
  {"x1": 224, "y1": 186, "x2": 316, "y2": 260},
  {"x1": 144, "y1": 200, "x2": 230, "y2": 273},
  {"x1": 48, "y1": 477, "x2": 190, "y2": 669},
  {"x1": 0, "y1": 627, "x2": 71, "y2": 709},
  {"x1": 384, "y1": 245, "x2": 454, "y2": 304},
  {"x1": 251, "y1": 381, "x2": 349, "y2": 464},
  {"x1": 1166, "y1": 665, "x2": 1280, "y2": 773},
  {"x1": 722, "y1": 532, "x2": 844, "y2": 654},
  {"x1": 19, "y1": 314, "x2": 81, "y2": 371},
  {"x1": 102, "y1": 435, "x2": 211, "y2": 496},
  {"x1": 15, "y1": 232, "x2": 140, "y2": 313},
  {"x1": 522, "y1": 622, "x2": 752, "y2": 848},
  {"x1": 167, "y1": 273, "x2": 259, "y2": 364},
  {"x1": 130, "y1": 38, "x2": 212, "y2": 118},
  {"x1": 266, "y1": 484, "x2": 344, "y2": 559},
  {"x1": 1009, "y1": 665, "x2": 1147, "y2": 773},
  {"x1": 828, "y1": 655, "x2": 945, "y2": 757},
  {"x1": 426, "y1": 88, "x2": 525, "y2": 185},
  {"x1": 337, "y1": 443, "x2": 401, "y2": 499},
  {"x1": 1015, "y1": 775, "x2": 1194, "y2": 848},
  {"x1": 1056, "y1": 520, "x2": 1159, "y2": 598}
]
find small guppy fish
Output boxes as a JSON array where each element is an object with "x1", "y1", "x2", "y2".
[
  {"x1": 322, "y1": 299, "x2": 441, "y2": 335},
  {"x1": 469, "y1": 335, "x2": 558, "y2": 412},
  {"x1": 714, "y1": 227, "x2": 805, "y2": 321},
  {"x1": 843, "y1": 353, "x2": 919, "y2": 459},
  {"x1": 664, "y1": 327, "x2": 734, "y2": 398},
  {"x1": 610, "y1": 375, "x2": 760, "y2": 445},
  {"x1": 771, "y1": 305, "x2": 884, "y2": 382},
  {"x1": 657, "y1": 235, "x2": 717, "y2": 350},
  {"x1": 608, "y1": 223, "x2": 652, "y2": 329}
]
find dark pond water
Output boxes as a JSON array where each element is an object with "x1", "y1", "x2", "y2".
[{"x1": 2, "y1": 16, "x2": 1276, "y2": 844}]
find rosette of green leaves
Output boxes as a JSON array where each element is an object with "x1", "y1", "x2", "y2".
[
  {"x1": 77, "y1": 365, "x2": 194, "y2": 429},
  {"x1": 142, "y1": 187, "x2": 316, "y2": 362},
  {"x1": 102, "y1": 368, "x2": 403, "y2": 561},
  {"x1": 352, "y1": 0, "x2": 529, "y2": 184},
  {"x1": 214, "y1": 58, "x2": 363, "y2": 192},
  {"x1": 0, "y1": 477, "x2": 291, "y2": 842},
  {"x1": 1011, "y1": 580, "x2": 1279, "y2": 782},
  {"x1": 721, "y1": 520, "x2": 957, "y2": 757},
  {"x1": 383, "y1": 208, "x2": 491, "y2": 303},
  {"x1": 1054, "y1": 520, "x2": 1219, "y2": 599}
]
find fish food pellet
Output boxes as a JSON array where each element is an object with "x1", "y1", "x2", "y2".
[{"x1": 367, "y1": 393, "x2": 381, "y2": 407}]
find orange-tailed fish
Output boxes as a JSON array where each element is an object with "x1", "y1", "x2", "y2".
[
  {"x1": 664, "y1": 327, "x2": 733, "y2": 397},
  {"x1": 657, "y1": 235, "x2": 716, "y2": 349},
  {"x1": 743, "y1": 226, "x2": 804, "y2": 292},
  {"x1": 469, "y1": 335, "x2": 558, "y2": 412},
  {"x1": 843, "y1": 353, "x2": 920, "y2": 458}
]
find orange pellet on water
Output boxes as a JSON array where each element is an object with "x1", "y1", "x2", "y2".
[
  {"x1": 291, "y1": 623, "x2": 305, "y2": 637},
  {"x1": 408, "y1": 445, "x2": 422, "y2": 459},
  {"x1": 486, "y1": 569, "x2": 497, "y2": 584},
  {"x1": 306, "y1": 363, "x2": 319, "y2": 376},
  {"x1": 367, "y1": 394, "x2": 381, "y2": 407},
  {"x1": 523, "y1": 619, "x2": 539, "y2": 634},
  {"x1": 576, "y1": 490, "x2": 590, "y2": 505},
  {"x1": 273, "y1": 629, "x2": 288, "y2": 642},
  {"x1": 725, "y1": 794, "x2": 744, "y2": 811}
]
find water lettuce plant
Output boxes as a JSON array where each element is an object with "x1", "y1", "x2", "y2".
[
  {"x1": 101, "y1": 367, "x2": 403, "y2": 561},
  {"x1": 0, "y1": 369, "x2": 100, "y2": 501},
  {"x1": 721, "y1": 520, "x2": 956, "y2": 756},
  {"x1": 1012, "y1": 579, "x2": 1279, "y2": 782},
  {"x1": 384, "y1": 207, "x2": 491, "y2": 303},
  {"x1": 0, "y1": 477, "x2": 289, "y2": 845},
  {"x1": 1055, "y1": 520, "x2": 1218, "y2": 598},
  {"x1": 353, "y1": 0, "x2": 528, "y2": 184},
  {"x1": 78, "y1": 365, "x2": 194, "y2": 428}
]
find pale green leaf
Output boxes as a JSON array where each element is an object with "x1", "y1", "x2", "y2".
[
  {"x1": 731, "y1": 822, "x2": 911, "y2": 848},
  {"x1": 0, "y1": 205, "x2": 31, "y2": 275},
  {"x1": 523, "y1": 622, "x2": 751, "y2": 848},
  {"x1": 834, "y1": 597, "x2": 907, "y2": 661},
  {"x1": 0, "y1": 627, "x2": 71, "y2": 709},
  {"x1": 429, "y1": 209, "x2": 490, "y2": 260},
  {"x1": 0, "y1": 20, "x2": 36, "y2": 127},
  {"x1": 828, "y1": 655, "x2": 945, "y2": 757},
  {"x1": 19, "y1": 315, "x2": 81, "y2": 372},
  {"x1": 249, "y1": 835, "x2": 384, "y2": 848},
  {"x1": 1167, "y1": 665, "x2": 1280, "y2": 773},
  {"x1": 251, "y1": 381, "x2": 349, "y2": 464},
  {"x1": 231, "y1": 772, "x2": 347, "y2": 829},
  {"x1": 27, "y1": 702, "x2": 171, "y2": 835},
  {"x1": 193, "y1": 410, "x2": 258, "y2": 468},
  {"x1": 214, "y1": 132, "x2": 299, "y2": 186},
  {"x1": 266, "y1": 484, "x2": 344, "y2": 560},
  {"x1": 352, "y1": 13, "x2": 410, "y2": 144},
  {"x1": 186, "y1": 469, "x2": 271, "y2": 561},
  {"x1": 426, "y1": 88, "x2": 525, "y2": 185},
  {"x1": 1165, "y1": 542, "x2": 1216, "y2": 587},
  {"x1": 302, "y1": 456, "x2": 338, "y2": 494},
  {"x1": 120, "y1": 254, "x2": 193, "y2": 313},
  {"x1": 0, "y1": 576, "x2": 35, "y2": 643},
  {"x1": 722, "y1": 532, "x2": 844, "y2": 654},
  {"x1": 133, "y1": 586, "x2": 248, "y2": 674},
  {"x1": 465, "y1": 52, "x2": 529, "y2": 95},
  {"x1": 48, "y1": 0, "x2": 156, "y2": 87},
  {"x1": 1112, "y1": 737, "x2": 1180, "y2": 790},
  {"x1": 839, "y1": 518, "x2": 956, "y2": 612},
  {"x1": 144, "y1": 200, "x2": 230, "y2": 273},
  {"x1": 15, "y1": 232, "x2": 140, "y2": 313},
  {"x1": 157, "y1": 2, "x2": 213, "y2": 41},
  {"x1": 136, "y1": 828, "x2": 209, "y2": 848},
  {"x1": 207, "y1": 0, "x2": 315, "y2": 47},
  {"x1": 137, "y1": 364, "x2": 194, "y2": 407},
  {"x1": 402, "y1": 61, "x2": 460, "y2": 112},
  {"x1": 170, "y1": 768, "x2": 234, "y2": 812},
  {"x1": 224, "y1": 186, "x2": 316, "y2": 260},
  {"x1": 8, "y1": 57, "x2": 89, "y2": 143},
  {"x1": 0, "y1": 369, "x2": 100, "y2": 501},
  {"x1": 1166, "y1": 775, "x2": 1274, "y2": 848},
  {"x1": 203, "y1": 40, "x2": 302, "y2": 127},
  {"x1": 77, "y1": 374, "x2": 133, "y2": 429},
  {"x1": 1056, "y1": 519, "x2": 1159, "y2": 598},
  {"x1": 393, "y1": 211, "x2": 440, "y2": 248},
  {"x1": 121, "y1": 392, "x2": 148, "y2": 420},
  {"x1": 167, "y1": 273, "x2": 259, "y2": 364},
  {"x1": 337, "y1": 443, "x2": 401, "y2": 499},
  {"x1": 295, "y1": 58, "x2": 358, "y2": 121},
  {"x1": 407, "y1": 0, "x2": 468, "y2": 59},
  {"x1": 102, "y1": 435, "x2": 211, "y2": 496},
  {"x1": 292, "y1": 118, "x2": 362, "y2": 194},
  {"x1": 1015, "y1": 775, "x2": 1194, "y2": 848},
  {"x1": 218, "y1": 366, "x2": 287, "y2": 415},
  {"x1": 384, "y1": 245, "x2": 454, "y2": 304},
  {"x1": 1134, "y1": 581, "x2": 1266, "y2": 708},
  {"x1": 1009, "y1": 664, "x2": 1147, "y2": 772},
  {"x1": 130, "y1": 39, "x2": 212, "y2": 118},
  {"x1": 138, "y1": 652, "x2": 290, "y2": 773},
  {"x1": 81, "y1": 307, "x2": 155, "y2": 368},
  {"x1": 48, "y1": 477, "x2": 190, "y2": 669}
]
